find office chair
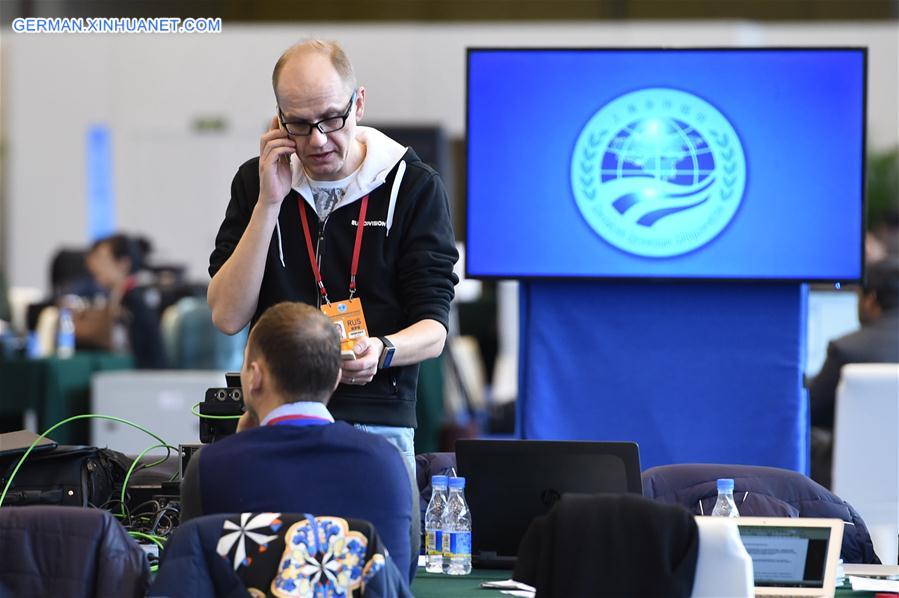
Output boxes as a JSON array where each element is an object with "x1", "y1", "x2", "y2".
[
  {"x1": 642, "y1": 462, "x2": 880, "y2": 563},
  {"x1": 512, "y1": 493, "x2": 703, "y2": 598},
  {"x1": 0, "y1": 505, "x2": 148, "y2": 598},
  {"x1": 832, "y1": 363, "x2": 899, "y2": 565},
  {"x1": 149, "y1": 512, "x2": 411, "y2": 598}
]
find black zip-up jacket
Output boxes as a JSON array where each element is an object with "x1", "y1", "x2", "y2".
[{"x1": 210, "y1": 142, "x2": 458, "y2": 428}]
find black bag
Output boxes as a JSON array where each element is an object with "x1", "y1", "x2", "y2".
[{"x1": 0, "y1": 446, "x2": 130, "y2": 507}]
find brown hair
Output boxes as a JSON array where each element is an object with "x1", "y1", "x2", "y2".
[
  {"x1": 272, "y1": 39, "x2": 357, "y2": 96},
  {"x1": 247, "y1": 302, "x2": 341, "y2": 403}
]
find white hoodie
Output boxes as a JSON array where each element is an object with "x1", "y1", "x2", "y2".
[{"x1": 273, "y1": 127, "x2": 409, "y2": 267}]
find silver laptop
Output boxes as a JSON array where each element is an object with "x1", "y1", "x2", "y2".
[{"x1": 736, "y1": 517, "x2": 844, "y2": 597}]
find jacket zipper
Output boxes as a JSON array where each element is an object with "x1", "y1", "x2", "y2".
[{"x1": 314, "y1": 208, "x2": 330, "y2": 309}]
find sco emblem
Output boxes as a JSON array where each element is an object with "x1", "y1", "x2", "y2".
[{"x1": 571, "y1": 88, "x2": 746, "y2": 257}]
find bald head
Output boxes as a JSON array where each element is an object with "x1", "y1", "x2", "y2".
[
  {"x1": 272, "y1": 39, "x2": 356, "y2": 102},
  {"x1": 270, "y1": 39, "x2": 366, "y2": 182}
]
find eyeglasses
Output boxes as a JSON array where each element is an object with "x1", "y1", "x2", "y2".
[{"x1": 278, "y1": 90, "x2": 357, "y2": 136}]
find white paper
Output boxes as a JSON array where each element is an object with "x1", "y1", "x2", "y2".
[
  {"x1": 848, "y1": 575, "x2": 899, "y2": 592},
  {"x1": 842, "y1": 563, "x2": 899, "y2": 578},
  {"x1": 481, "y1": 578, "x2": 537, "y2": 592}
]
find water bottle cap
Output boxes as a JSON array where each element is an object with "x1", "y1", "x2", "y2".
[
  {"x1": 432, "y1": 475, "x2": 448, "y2": 487},
  {"x1": 717, "y1": 478, "x2": 735, "y2": 492},
  {"x1": 448, "y1": 476, "x2": 466, "y2": 489}
]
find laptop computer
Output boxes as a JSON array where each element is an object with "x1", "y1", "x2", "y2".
[
  {"x1": 736, "y1": 517, "x2": 844, "y2": 597},
  {"x1": 455, "y1": 439, "x2": 642, "y2": 568}
]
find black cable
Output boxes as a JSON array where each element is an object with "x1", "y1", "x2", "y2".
[{"x1": 149, "y1": 504, "x2": 179, "y2": 535}]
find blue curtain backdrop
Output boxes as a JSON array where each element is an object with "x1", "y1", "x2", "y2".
[{"x1": 517, "y1": 282, "x2": 808, "y2": 473}]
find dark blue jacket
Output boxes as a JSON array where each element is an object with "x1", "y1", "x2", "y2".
[
  {"x1": 180, "y1": 422, "x2": 413, "y2": 579},
  {"x1": 149, "y1": 512, "x2": 411, "y2": 598},
  {"x1": 642, "y1": 463, "x2": 881, "y2": 564}
]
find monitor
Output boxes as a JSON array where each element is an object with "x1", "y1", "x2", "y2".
[
  {"x1": 466, "y1": 48, "x2": 866, "y2": 282},
  {"x1": 455, "y1": 439, "x2": 642, "y2": 566}
]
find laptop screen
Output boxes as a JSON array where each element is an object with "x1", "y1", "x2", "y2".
[
  {"x1": 455, "y1": 440, "x2": 642, "y2": 561},
  {"x1": 738, "y1": 525, "x2": 831, "y2": 588}
]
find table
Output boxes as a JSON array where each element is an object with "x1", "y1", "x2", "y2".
[
  {"x1": 411, "y1": 568, "x2": 508, "y2": 597},
  {"x1": 410, "y1": 569, "x2": 877, "y2": 597},
  {"x1": 0, "y1": 352, "x2": 134, "y2": 444}
]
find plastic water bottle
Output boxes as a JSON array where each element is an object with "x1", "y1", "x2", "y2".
[
  {"x1": 442, "y1": 476, "x2": 472, "y2": 575},
  {"x1": 26, "y1": 331, "x2": 41, "y2": 358},
  {"x1": 56, "y1": 308, "x2": 76, "y2": 359},
  {"x1": 424, "y1": 475, "x2": 449, "y2": 573},
  {"x1": 711, "y1": 478, "x2": 739, "y2": 517}
]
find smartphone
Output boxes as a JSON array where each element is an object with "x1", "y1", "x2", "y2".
[{"x1": 275, "y1": 109, "x2": 291, "y2": 165}]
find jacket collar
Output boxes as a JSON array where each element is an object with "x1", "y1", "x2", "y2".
[{"x1": 289, "y1": 126, "x2": 408, "y2": 211}]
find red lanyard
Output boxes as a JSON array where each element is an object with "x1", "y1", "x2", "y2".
[
  {"x1": 123, "y1": 275, "x2": 138, "y2": 294},
  {"x1": 298, "y1": 194, "x2": 369, "y2": 304}
]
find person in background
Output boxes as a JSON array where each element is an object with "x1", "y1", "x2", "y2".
[
  {"x1": 810, "y1": 257, "x2": 899, "y2": 487},
  {"x1": 180, "y1": 301, "x2": 414, "y2": 580},
  {"x1": 80, "y1": 233, "x2": 166, "y2": 369}
]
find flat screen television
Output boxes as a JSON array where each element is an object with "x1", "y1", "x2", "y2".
[{"x1": 466, "y1": 48, "x2": 866, "y2": 282}]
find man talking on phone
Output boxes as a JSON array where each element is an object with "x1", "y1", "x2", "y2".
[{"x1": 207, "y1": 39, "x2": 458, "y2": 566}]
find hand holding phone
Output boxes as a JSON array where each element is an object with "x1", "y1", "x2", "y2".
[{"x1": 258, "y1": 115, "x2": 295, "y2": 207}]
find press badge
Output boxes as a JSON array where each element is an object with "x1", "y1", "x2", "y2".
[{"x1": 320, "y1": 298, "x2": 369, "y2": 359}]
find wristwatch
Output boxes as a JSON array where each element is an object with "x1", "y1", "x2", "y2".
[{"x1": 378, "y1": 336, "x2": 396, "y2": 369}]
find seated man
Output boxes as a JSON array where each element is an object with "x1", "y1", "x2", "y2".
[
  {"x1": 180, "y1": 302, "x2": 413, "y2": 578},
  {"x1": 809, "y1": 257, "x2": 899, "y2": 487}
]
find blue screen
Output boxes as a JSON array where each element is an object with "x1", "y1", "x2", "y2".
[{"x1": 466, "y1": 49, "x2": 865, "y2": 281}]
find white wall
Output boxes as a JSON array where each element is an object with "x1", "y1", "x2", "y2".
[{"x1": 3, "y1": 21, "x2": 897, "y2": 292}]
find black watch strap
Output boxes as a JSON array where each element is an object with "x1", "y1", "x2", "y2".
[{"x1": 378, "y1": 336, "x2": 396, "y2": 369}]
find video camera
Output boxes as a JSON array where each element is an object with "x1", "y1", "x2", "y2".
[{"x1": 199, "y1": 372, "x2": 244, "y2": 444}]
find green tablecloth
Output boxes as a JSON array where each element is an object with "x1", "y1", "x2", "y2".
[
  {"x1": 411, "y1": 568, "x2": 509, "y2": 597},
  {"x1": 0, "y1": 352, "x2": 133, "y2": 444},
  {"x1": 410, "y1": 569, "x2": 877, "y2": 597}
]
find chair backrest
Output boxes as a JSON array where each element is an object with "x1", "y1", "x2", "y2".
[
  {"x1": 0, "y1": 505, "x2": 148, "y2": 598},
  {"x1": 691, "y1": 517, "x2": 753, "y2": 598},
  {"x1": 414, "y1": 452, "x2": 457, "y2": 530},
  {"x1": 161, "y1": 297, "x2": 246, "y2": 370},
  {"x1": 160, "y1": 301, "x2": 181, "y2": 366},
  {"x1": 512, "y1": 493, "x2": 700, "y2": 597},
  {"x1": 50, "y1": 248, "x2": 99, "y2": 297},
  {"x1": 7, "y1": 286, "x2": 43, "y2": 334},
  {"x1": 150, "y1": 512, "x2": 411, "y2": 598},
  {"x1": 642, "y1": 463, "x2": 881, "y2": 564},
  {"x1": 832, "y1": 363, "x2": 899, "y2": 565}
]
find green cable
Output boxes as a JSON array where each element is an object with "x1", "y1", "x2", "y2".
[
  {"x1": 191, "y1": 401, "x2": 242, "y2": 419},
  {"x1": 0, "y1": 413, "x2": 169, "y2": 508},
  {"x1": 120, "y1": 443, "x2": 179, "y2": 516},
  {"x1": 128, "y1": 530, "x2": 166, "y2": 550},
  {"x1": 130, "y1": 530, "x2": 164, "y2": 576}
]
